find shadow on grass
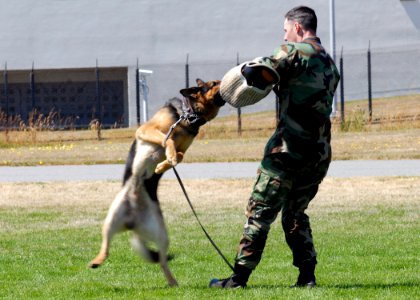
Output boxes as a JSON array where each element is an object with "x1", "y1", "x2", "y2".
[
  {"x1": 249, "y1": 281, "x2": 419, "y2": 290},
  {"x1": 324, "y1": 282, "x2": 420, "y2": 289},
  {"x1": 77, "y1": 280, "x2": 419, "y2": 297}
]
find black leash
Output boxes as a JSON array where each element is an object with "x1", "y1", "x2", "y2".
[
  {"x1": 172, "y1": 166, "x2": 235, "y2": 272},
  {"x1": 165, "y1": 95, "x2": 233, "y2": 272}
]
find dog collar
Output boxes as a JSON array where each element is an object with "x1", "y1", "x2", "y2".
[
  {"x1": 163, "y1": 98, "x2": 205, "y2": 147},
  {"x1": 181, "y1": 98, "x2": 200, "y2": 124}
]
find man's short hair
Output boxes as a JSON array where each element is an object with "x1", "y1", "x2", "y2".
[{"x1": 285, "y1": 6, "x2": 317, "y2": 33}]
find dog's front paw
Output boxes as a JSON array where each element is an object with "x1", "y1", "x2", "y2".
[
  {"x1": 167, "y1": 157, "x2": 178, "y2": 167},
  {"x1": 165, "y1": 151, "x2": 178, "y2": 167},
  {"x1": 155, "y1": 161, "x2": 170, "y2": 174}
]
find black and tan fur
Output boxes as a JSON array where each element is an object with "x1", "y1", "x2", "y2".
[{"x1": 89, "y1": 79, "x2": 223, "y2": 287}]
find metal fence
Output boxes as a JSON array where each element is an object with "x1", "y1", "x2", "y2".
[
  {"x1": 1, "y1": 46, "x2": 419, "y2": 130},
  {"x1": 336, "y1": 46, "x2": 420, "y2": 101},
  {"x1": 140, "y1": 46, "x2": 420, "y2": 124}
]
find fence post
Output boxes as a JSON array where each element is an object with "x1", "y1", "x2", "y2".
[
  {"x1": 185, "y1": 53, "x2": 190, "y2": 88},
  {"x1": 136, "y1": 58, "x2": 141, "y2": 125},
  {"x1": 330, "y1": 0, "x2": 338, "y2": 117},
  {"x1": 4, "y1": 63, "x2": 9, "y2": 116},
  {"x1": 236, "y1": 52, "x2": 242, "y2": 136},
  {"x1": 95, "y1": 59, "x2": 102, "y2": 122},
  {"x1": 339, "y1": 46, "x2": 345, "y2": 124},
  {"x1": 30, "y1": 62, "x2": 35, "y2": 110},
  {"x1": 367, "y1": 41, "x2": 372, "y2": 123},
  {"x1": 3, "y1": 63, "x2": 9, "y2": 135},
  {"x1": 95, "y1": 59, "x2": 102, "y2": 139}
]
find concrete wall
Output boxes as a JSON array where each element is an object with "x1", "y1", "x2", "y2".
[{"x1": 1, "y1": 0, "x2": 419, "y2": 125}]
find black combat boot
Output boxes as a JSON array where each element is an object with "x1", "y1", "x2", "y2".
[
  {"x1": 293, "y1": 259, "x2": 316, "y2": 288},
  {"x1": 209, "y1": 264, "x2": 252, "y2": 289}
]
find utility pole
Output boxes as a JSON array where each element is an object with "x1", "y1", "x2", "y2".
[{"x1": 330, "y1": 0, "x2": 337, "y2": 117}]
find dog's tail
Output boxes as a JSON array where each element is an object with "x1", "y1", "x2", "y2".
[
  {"x1": 131, "y1": 235, "x2": 174, "y2": 263},
  {"x1": 122, "y1": 139, "x2": 137, "y2": 185}
]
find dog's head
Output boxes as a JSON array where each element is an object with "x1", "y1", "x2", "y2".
[{"x1": 180, "y1": 78, "x2": 224, "y2": 122}]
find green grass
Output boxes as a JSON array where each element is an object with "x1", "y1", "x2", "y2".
[{"x1": 0, "y1": 178, "x2": 419, "y2": 299}]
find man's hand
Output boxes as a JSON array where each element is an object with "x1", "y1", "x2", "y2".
[{"x1": 241, "y1": 57, "x2": 279, "y2": 90}]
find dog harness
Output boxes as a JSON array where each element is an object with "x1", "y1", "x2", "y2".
[{"x1": 163, "y1": 97, "x2": 204, "y2": 147}]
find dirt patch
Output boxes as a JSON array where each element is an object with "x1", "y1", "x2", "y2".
[{"x1": 1, "y1": 177, "x2": 418, "y2": 211}]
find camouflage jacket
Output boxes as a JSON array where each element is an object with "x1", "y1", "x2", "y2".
[{"x1": 263, "y1": 37, "x2": 340, "y2": 169}]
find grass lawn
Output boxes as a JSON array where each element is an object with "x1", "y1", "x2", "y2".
[
  {"x1": 0, "y1": 177, "x2": 419, "y2": 299},
  {"x1": 0, "y1": 94, "x2": 419, "y2": 299}
]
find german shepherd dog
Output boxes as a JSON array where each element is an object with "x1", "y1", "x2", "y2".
[{"x1": 89, "y1": 79, "x2": 224, "y2": 286}]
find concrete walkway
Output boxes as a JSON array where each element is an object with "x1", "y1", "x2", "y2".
[{"x1": 1, "y1": 160, "x2": 420, "y2": 183}]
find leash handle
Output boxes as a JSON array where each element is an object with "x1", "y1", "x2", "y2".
[{"x1": 172, "y1": 167, "x2": 235, "y2": 272}]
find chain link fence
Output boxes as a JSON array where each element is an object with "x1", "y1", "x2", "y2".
[
  {"x1": 1, "y1": 46, "x2": 419, "y2": 130},
  {"x1": 338, "y1": 46, "x2": 420, "y2": 101}
]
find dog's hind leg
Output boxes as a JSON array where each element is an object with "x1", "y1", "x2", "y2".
[
  {"x1": 131, "y1": 232, "x2": 177, "y2": 287},
  {"x1": 131, "y1": 233, "x2": 159, "y2": 263},
  {"x1": 159, "y1": 248, "x2": 178, "y2": 287},
  {"x1": 154, "y1": 216, "x2": 178, "y2": 287},
  {"x1": 89, "y1": 186, "x2": 130, "y2": 268}
]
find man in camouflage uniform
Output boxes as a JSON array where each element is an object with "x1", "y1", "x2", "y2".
[{"x1": 210, "y1": 6, "x2": 340, "y2": 289}]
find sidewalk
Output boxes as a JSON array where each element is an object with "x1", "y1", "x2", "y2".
[{"x1": 1, "y1": 160, "x2": 420, "y2": 183}]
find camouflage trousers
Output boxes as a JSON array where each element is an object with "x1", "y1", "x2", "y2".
[{"x1": 235, "y1": 158, "x2": 330, "y2": 270}]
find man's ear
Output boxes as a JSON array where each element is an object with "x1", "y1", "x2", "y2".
[
  {"x1": 294, "y1": 22, "x2": 303, "y2": 35},
  {"x1": 196, "y1": 78, "x2": 205, "y2": 87},
  {"x1": 180, "y1": 87, "x2": 200, "y2": 98}
]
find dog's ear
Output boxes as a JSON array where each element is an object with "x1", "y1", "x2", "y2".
[
  {"x1": 196, "y1": 78, "x2": 205, "y2": 87},
  {"x1": 180, "y1": 87, "x2": 200, "y2": 98},
  {"x1": 207, "y1": 80, "x2": 220, "y2": 87}
]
